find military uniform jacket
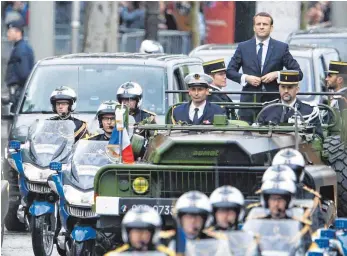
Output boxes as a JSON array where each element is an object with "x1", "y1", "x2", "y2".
[
  {"x1": 207, "y1": 86, "x2": 238, "y2": 120},
  {"x1": 258, "y1": 98, "x2": 323, "y2": 138},
  {"x1": 333, "y1": 87, "x2": 347, "y2": 113},
  {"x1": 131, "y1": 108, "x2": 156, "y2": 124},
  {"x1": 86, "y1": 133, "x2": 109, "y2": 141},
  {"x1": 49, "y1": 115, "x2": 88, "y2": 142},
  {"x1": 5, "y1": 39, "x2": 34, "y2": 87},
  {"x1": 172, "y1": 101, "x2": 225, "y2": 125},
  {"x1": 105, "y1": 243, "x2": 176, "y2": 256}
]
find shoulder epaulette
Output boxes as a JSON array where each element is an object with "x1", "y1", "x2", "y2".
[
  {"x1": 142, "y1": 109, "x2": 157, "y2": 116},
  {"x1": 262, "y1": 99, "x2": 279, "y2": 105},
  {"x1": 156, "y1": 244, "x2": 176, "y2": 256},
  {"x1": 246, "y1": 202, "x2": 261, "y2": 209},
  {"x1": 291, "y1": 215, "x2": 312, "y2": 226},
  {"x1": 303, "y1": 185, "x2": 321, "y2": 199},
  {"x1": 74, "y1": 121, "x2": 87, "y2": 137},
  {"x1": 104, "y1": 244, "x2": 130, "y2": 255},
  {"x1": 159, "y1": 229, "x2": 176, "y2": 239},
  {"x1": 84, "y1": 133, "x2": 99, "y2": 140},
  {"x1": 171, "y1": 106, "x2": 177, "y2": 125},
  {"x1": 202, "y1": 229, "x2": 227, "y2": 240}
]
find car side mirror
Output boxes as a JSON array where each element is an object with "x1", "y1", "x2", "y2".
[
  {"x1": 1, "y1": 101, "x2": 14, "y2": 120},
  {"x1": 1, "y1": 95, "x2": 10, "y2": 105},
  {"x1": 49, "y1": 162, "x2": 62, "y2": 173}
]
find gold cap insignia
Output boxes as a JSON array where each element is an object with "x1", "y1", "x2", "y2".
[
  {"x1": 285, "y1": 76, "x2": 288, "y2": 80},
  {"x1": 194, "y1": 74, "x2": 200, "y2": 79}
]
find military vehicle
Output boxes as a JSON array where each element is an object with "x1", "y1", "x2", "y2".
[
  {"x1": 92, "y1": 95, "x2": 347, "y2": 252},
  {"x1": 1, "y1": 53, "x2": 204, "y2": 231}
]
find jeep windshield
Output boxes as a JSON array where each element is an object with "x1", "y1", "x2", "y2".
[
  {"x1": 289, "y1": 37, "x2": 347, "y2": 60},
  {"x1": 20, "y1": 64, "x2": 167, "y2": 115}
]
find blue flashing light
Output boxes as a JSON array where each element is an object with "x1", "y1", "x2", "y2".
[
  {"x1": 320, "y1": 229, "x2": 336, "y2": 239},
  {"x1": 335, "y1": 218, "x2": 347, "y2": 230},
  {"x1": 315, "y1": 238, "x2": 330, "y2": 249},
  {"x1": 49, "y1": 162, "x2": 62, "y2": 171},
  {"x1": 9, "y1": 140, "x2": 21, "y2": 150},
  {"x1": 307, "y1": 252, "x2": 323, "y2": 256}
]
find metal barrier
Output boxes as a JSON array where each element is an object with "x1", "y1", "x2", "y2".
[{"x1": 119, "y1": 30, "x2": 192, "y2": 54}]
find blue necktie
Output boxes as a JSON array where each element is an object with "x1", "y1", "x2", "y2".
[
  {"x1": 257, "y1": 42, "x2": 263, "y2": 71},
  {"x1": 192, "y1": 108, "x2": 199, "y2": 124}
]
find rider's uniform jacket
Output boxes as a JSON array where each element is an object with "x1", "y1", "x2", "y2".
[
  {"x1": 159, "y1": 229, "x2": 184, "y2": 256},
  {"x1": 85, "y1": 133, "x2": 110, "y2": 141},
  {"x1": 104, "y1": 243, "x2": 176, "y2": 256},
  {"x1": 207, "y1": 85, "x2": 238, "y2": 120},
  {"x1": 49, "y1": 115, "x2": 88, "y2": 142},
  {"x1": 131, "y1": 108, "x2": 156, "y2": 124}
]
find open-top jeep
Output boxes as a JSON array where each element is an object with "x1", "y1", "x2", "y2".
[{"x1": 92, "y1": 90, "x2": 347, "y2": 252}]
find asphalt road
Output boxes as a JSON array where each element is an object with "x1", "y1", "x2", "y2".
[{"x1": 2, "y1": 228, "x2": 59, "y2": 256}]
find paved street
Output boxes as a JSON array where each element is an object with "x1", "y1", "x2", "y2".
[{"x1": 2, "y1": 229, "x2": 59, "y2": 256}]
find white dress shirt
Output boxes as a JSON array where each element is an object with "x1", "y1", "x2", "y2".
[
  {"x1": 189, "y1": 101, "x2": 206, "y2": 121},
  {"x1": 240, "y1": 37, "x2": 280, "y2": 87}
]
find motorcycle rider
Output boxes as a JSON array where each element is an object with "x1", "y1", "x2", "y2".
[
  {"x1": 117, "y1": 81, "x2": 156, "y2": 125},
  {"x1": 174, "y1": 191, "x2": 225, "y2": 240},
  {"x1": 87, "y1": 100, "x2": 118, "y2": 141},
  {"x1": 209, "y1": 186, "x2": 245, "y2": 231},
  {"x1": 105, "y1": 207, "x2": 175, "y2": 255},
  {"x1": 49, "y1": 86, "x2": 88, "y2": 142}
]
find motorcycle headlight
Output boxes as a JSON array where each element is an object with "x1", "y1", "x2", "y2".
[
  {"x1": 23, "y1": 163, "x2": 56, "y2": 182},
  {"x1": 64, "y1": 185, "x2": 94, "y2": 207}
]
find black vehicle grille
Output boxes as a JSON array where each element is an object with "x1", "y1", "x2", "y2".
[{"x1": 113, "y1": 169, "x2": 264, "y2": 199}]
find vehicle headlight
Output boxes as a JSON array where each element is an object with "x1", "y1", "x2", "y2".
[
  {"x1": 23, "y1": 163, "x2": 56, "y2": 182},
  {"x1": 64, "y1": 185, "x2": 94, "y2": 207},
  {"x1": 132, "y1": 177, "x2": 149, "y2": 194}
]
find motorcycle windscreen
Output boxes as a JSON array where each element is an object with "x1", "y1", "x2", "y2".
[
  {"x1": 186, "y1": 239, "x2": 232, "y2": 256},
  {"x1": 224, "y1": 230, "x2": 258, "y2": 256},
  {"x1": 242, "y1": 219, "x2": 302, "y2": 255},
  {"x1": 69, "y1": 140, "x2": 114, "y2": 190},
  {"x1": 27, "y1": 120, "x2": 75, "y2": 167}
]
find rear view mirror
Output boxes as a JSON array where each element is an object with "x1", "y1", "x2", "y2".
[{"x1": 1, "y1": 101, "x2": 14, "y2": 119}]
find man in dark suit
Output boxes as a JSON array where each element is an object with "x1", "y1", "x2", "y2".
[
  {"x1": 258, "y1": 70, "x2": 322, "y2": 138},
  {"x1": 227, "y1": 12, "x2": 303, "y2": 124},
  {"x1": 172, "y1": 73, "x2": 225, "y2": 125},
  {"x1": 203, "y1": 59, "x2": 238, "y2": 120}
]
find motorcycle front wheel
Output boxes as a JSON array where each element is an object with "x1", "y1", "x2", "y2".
[
  {"x1": 71, "y1": 240, "x2": 95, "y2": 256},
  {"x1": 31, "y1": 214, "x2": 55, "y2": 256}
]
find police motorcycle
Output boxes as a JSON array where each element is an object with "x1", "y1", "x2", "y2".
[
  {"x1": 48, "y1": 139, "x2": 118, "y2": 256},
  {"x1": 7, "y1": 119, "x2": 75, "y2": 256}
]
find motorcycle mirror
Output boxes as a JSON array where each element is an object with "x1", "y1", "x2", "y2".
[
  {"x1": 49, "y1": 162, "x2": 62, "y2": 172},
  {"x1": 9, "y1": 140, "x2": 21, "y2": 150},
  {"x1": 1, "y1": 102, "x2": 14, "y2": 119},
  {"x1": 1, "y1": 95, "x2": 10, "y2": 105}
]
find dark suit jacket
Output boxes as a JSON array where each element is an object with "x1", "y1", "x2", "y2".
[
  {"x1": 258, "y1": 98, "x2": 323, "y2": 138},
  {"x1": 172, "y1": 101, "x2": 225, "y2": 125},
  {"x1": 226, "y1": 37, "x2": 303, "y2": 123}
]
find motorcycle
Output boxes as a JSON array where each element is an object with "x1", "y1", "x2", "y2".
[
  {"x1": 8, "y1": 119, "x2": 75, "y2": 256},
  {"x1": 242, "y1": 218, "x2": 307, "y2": 256},
  {"x1": 48, "y1": 140, "x2": 116, "y2": 256}
]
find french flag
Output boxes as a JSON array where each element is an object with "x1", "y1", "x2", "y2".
[
  {"x1": 108, "y1": 105, "x2": 135, "y2": 164},
  {"x1": 108, "y1": 128, "x2": 135, "y2": 164}
]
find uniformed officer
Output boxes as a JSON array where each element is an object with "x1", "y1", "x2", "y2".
[
  {"x1": 5, "y1": 19, "x2": 34, "y2": 109},
  {"x1": 117, "y1": 81, "x2": 156, "y2": 124},
  {"x1": 209, "y1": 186, "x2": 245, "y2": 231},
  {"x1": 174, "y1": 191, "x2": 225, "y2": 240},
  {"x1": 203, "y1": 59, "x2": 238, "y2": 120},
  {"x1": 325, "y1": 61, "x2": 347, "y2": 112},
  {"x1": 258, "y1": 70, "x2": 323, "y2": 138},
  {"x1": 171, "y1": 73, "x2": 226, "y2": 125},
  {"x1": 105, "y1": 207, "x2": 175, "y2": 256},
  {"x1": 87, "y1": 100, "x2": 118, "y2": 141},
  {"x1": 49, "y1": 86, "x2": 88, "y2": 142}
]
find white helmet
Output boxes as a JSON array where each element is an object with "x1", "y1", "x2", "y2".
[
  {"x1": 175, "y1": 191, "x2": 213, "y2": 229},
  {"x1": 50, "y1": 86, "x2": 77, "y2": 114},
  {"x1": 117, "y1": 82, "x2": 143, "y2": 108},
  {"x1": 139, "y1": 40, "x2": 164, "y2": 54},
  {"x1": 121, "y1": 206, "x2": 162, "y2": 246},
  {"x1": 272, "y1": 148, "x2": 306, "y2": 182},
  {"x1": 260, "y1": 175, "x2": 297, "y2": 209},
  {"x1": 262, "y1": 165, "x2": 297, "y2": 183},
  {"x1": 96, "y1": 100, "x2": 119, "y2": 128},
  {"x1": 210, "y1": 186, "x2": 245, "y2": 223}
]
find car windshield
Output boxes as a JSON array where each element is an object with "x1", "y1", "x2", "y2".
[
  {"x1": 194, "y1": 53, "x2": 312, "y2": 102},
  {"x1": 20, "y1": 64, "x2": 167, "y2": 115},
  {"x1": 289, "y1": 37, "x2": 347, "y2": 60}
]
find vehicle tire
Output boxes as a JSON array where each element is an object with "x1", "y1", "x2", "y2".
[
  {"x1": 71, "y1": 240, "x2": 95, "y2": 256},
  {"x1": 323, "y1": 135, "x2": 347, "y2": 216},
  {"x1": 56, "y1": 245, "x2": 67, "y2": 256},
  {"x1": 4, "y1": 202, "x2": 26, "y2": 231},
  {"x1": 31, "y1": 215, "x2": 54, "y2": 256}
]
